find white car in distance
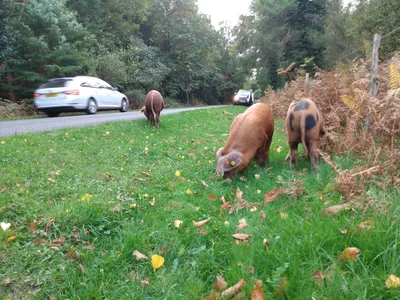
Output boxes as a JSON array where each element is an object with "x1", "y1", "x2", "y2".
[{"x1": 34, "y1": 76, "x2": 129, "y2": 117}]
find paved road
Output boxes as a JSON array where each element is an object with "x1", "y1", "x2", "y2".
[{"x1": 0, "y1": 106, "x2": 226, "y2": 137}]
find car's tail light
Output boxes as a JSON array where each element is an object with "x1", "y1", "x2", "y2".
[
  {"x1": 64, "y1": 90, "x2": 80, "y2": 95},
  {"x1": 34, "y1": 92, "x2": 40, "y2": 98}
]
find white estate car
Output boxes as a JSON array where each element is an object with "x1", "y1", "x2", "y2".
[{"x1": 34, "y1": 76, "x2": 129, "y2": 117}]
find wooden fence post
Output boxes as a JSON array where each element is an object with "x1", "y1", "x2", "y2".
[{"x1": 365, "y1": 33, "x2": 381, "y2": 130}]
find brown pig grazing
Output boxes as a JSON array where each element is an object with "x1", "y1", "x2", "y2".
[
  {"x1": 141, "y1": 90, "x2": 164, "y2": 128},
  {"x1": 216, "y1": 103, "x2": 274, "y2": 179},
  {"x1": 285, "y1": 98, "x2": 325, "y2": 171}
]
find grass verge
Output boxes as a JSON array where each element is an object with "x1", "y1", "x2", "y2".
[{"x1": 0, "y1": 106, "x2": 399, "y2": 299}]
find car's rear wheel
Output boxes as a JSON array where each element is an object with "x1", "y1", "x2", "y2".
[
  {"x1": 46, "y1": 112, "x2": 60, "y2": 118},
  {"x1": 119, "y1": 98, "x2": 128, "y2": 112},
  {"x1": 86, "y1": 98, "x2": 97, "y2": 114}
]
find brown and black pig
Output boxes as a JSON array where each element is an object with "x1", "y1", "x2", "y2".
[
  {"x1": 216, "y1": 103, "x2": 274, "y2": 179},
  {"x1": 285, "y1": 98, "x2": 325, "y2": 171},
  {"x1": 141, "y1": 90, "x2": 164, "y2": 128}
]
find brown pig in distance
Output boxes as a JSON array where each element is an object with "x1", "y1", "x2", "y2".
[
  {"x1": 141, "y1": 90, "x2": 164, "y2": 128},
  {"x1": 285, "y1": 98, "x2": 325, "y2": 171},
  {"x1": 216, "y1": 103, "x2": 274, "y2": 179}
]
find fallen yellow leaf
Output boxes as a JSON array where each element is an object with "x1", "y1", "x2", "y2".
[
  {"x1": 6, "y1": 235, "x2": 16, "y2": 243},
  {"x1": 81, "y1": 193, "x2": 92, "y2": 201},
  {"x1": 280, "y1": 212, "x2": 288, "y2": 219},
  {"x1": 174, "y1": 220, "x2": 183, "y2": 228},
  {"x1": 186, "y1": 189, "x2": 192, "y2": 195},
  {"x1": 175, "y1": 170, "x2": 181, "y2": 177},
  {"x1": 151, "y1": 254, "x2": 165, "y2": 271},
  {"x1": 385, "y1": 274, "x2": 400, "y2": 289}
]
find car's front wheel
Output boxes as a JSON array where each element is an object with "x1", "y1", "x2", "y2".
[
  {"x1": 46, "y1": 112, "x2": 60, "y2": 118},
  {"x1": 119, "y1": 98, "x2": 128, "y2": 112},
  {"x1": 86, "y1": 98, "x2": 97, "y2": 114}
]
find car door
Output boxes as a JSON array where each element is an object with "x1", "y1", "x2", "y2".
[
  {"x1": 99, "y1": 80, "x2": 121, "y2": 107},
  {"x1": 91, "y1": 79, "x2": 109, "y2": 108}
]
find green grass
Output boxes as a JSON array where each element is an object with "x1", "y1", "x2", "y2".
[{"x1": 0, "y1": 107, "x2": 399, "y2": 299}]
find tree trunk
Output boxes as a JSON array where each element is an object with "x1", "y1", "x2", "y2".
[
  {"x1": 365, "y1": 33, "x2": 381, "y2": 130},
  {"x1": 6, "y1": 71, "x2": 16, "y2": 102}
]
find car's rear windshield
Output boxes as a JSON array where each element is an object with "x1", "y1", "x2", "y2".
[
  {"x1": 39, "y1": 78, "x2": 73, "y2": 89},
  {"x1": 238, "y1": 90, "x2": 249, "y2": 96}
]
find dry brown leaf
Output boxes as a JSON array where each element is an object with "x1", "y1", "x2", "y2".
[
  {"x1": 48, "y1": 178, "x2": 56, "y2": 184},
  {"x1": 140, "y1": 171, "x2": 151, "y2": 176},
  {"x1": 33, "y1": 238, "x2": 46, "y2": 245},
  {"x1": 260, "y1": 211, "x2": 266, "y2": 223},
  {"x1": 313, "y1": 270, "x2": 324, "y2": 286},
  {"x1": 112, "y1": 203, "x2": 122, "y2": 212},
  {"x1": 235, "y1": 188, "x2": 243, "y2": 200},
  {"x1": 323, "y1": 204, "x2": 348, "y2": 215},
  {"x1": 385, "y1": 274, "x2": 400, "y2": 289},
  {"x1": 251, "y1": 280, "x2": 265, "y2": 300},
  {"x1": 0, "y1": 187, "x2": 10, "y2": 193},
  {"x1": 263, "y1": 239, "x2": 269, "y2": 248},
  {"x1": 239, "y1": 176, "x2": 247, "y2": 182},
  {"x1": 221, "y1": 201, "x2": 232, "y2": 210},
  {"x1": 255, "y1": 174, "x2": 261, "y2": 179},
  {"x1": 204, "y1": 292, "x2": 220, "y2": 300},
  {"x1": 249, "y1": 206, "x2": 257, "y2": 212},
  {"x1": 193, "y1": 218, "x2": 210, "y2": 228},
  {"x1": 52, "y1": 237, "x2": 65, "y2": 246},
  {"x1": 71, "y1": 229, "x2": 80, "y2": 243},
  {"x1": 357, "y1": 219, "x2": 374, "y2": 230},
  {"x1": 339, "y1": 247, "x2": 360, "y2": 262},
  {"x1": 78, "y1": 263, "x2": 87, "y2": 274},
  {"x1": 27, "y1": 222, "x2": 36, "y2": 234},
  {"x1": 159, "y1": 245, "x2": 170, "y2": 255},
  {"x1": 237, "y1": 219, "x2": 248, "y2": 232},
  {"x1": 200, "y1": 180, "x2": 209, "y2": 189},
  {"x1": 67, "y1": 246, "x2": 80, "y2": 260},
  {"x1": 264, "y1": 189, "x2": 281, "y2": 204},
  {"x1": 50, "y1": 246, "x2": 60, "y2": 251},
  {"x1": 45, "y1": 217, "x2": 54, "y2": 233},
  {"x1": 220, "y1": 195, "x2": 226, "y2": 204},
  {"x1": 83, "y1": 241, "x2": 95, "y2": 250},
  {"x1": 221, "y1": 279, "x2": 246, "y2": 298},
  {"x1": 248, "y1": 266, "x2": 255, "y2": 275},
  {"x1": 140, "y1": 279, "x2": 150, "y2": 286},
  {"x1": 207, "y1": 194, "x2": 217, "y2": 201},
  {"x1": 133, "y1": 250, "x2": 148, "y2": 260},
  {"x1": 212, "y1": 275, "x2": 227, "y2": 291},
  {"x1": 232, "y1": 234, "x2": 251, "y2": 240},
  {"x1": 149, "y1": 198, "x2": 156, "y2": 206},
  {"x1": 232, "y1": 291, "x2": 246, "y2": 300},
  {"x1": 133, "y1": 177, "x2": 149, "y2": 183},
  {"x1": 273, "y1": 276, "x2": 289, "y2": 298}
]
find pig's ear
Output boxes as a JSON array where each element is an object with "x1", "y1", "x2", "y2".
[
  {"x1": 222, "y1": 151, "x2": 242, "y2": 172},
  {"x1": 216, "y1": 148, "x2": 224, "y2": 160}
]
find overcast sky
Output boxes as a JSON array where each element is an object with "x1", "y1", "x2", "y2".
[
  {"x1": 197, "y1": 0, "x2": 356, "y2": 29},
  {"x1": 197, "y1": 0, "x2": 252, "y2": 28}
]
